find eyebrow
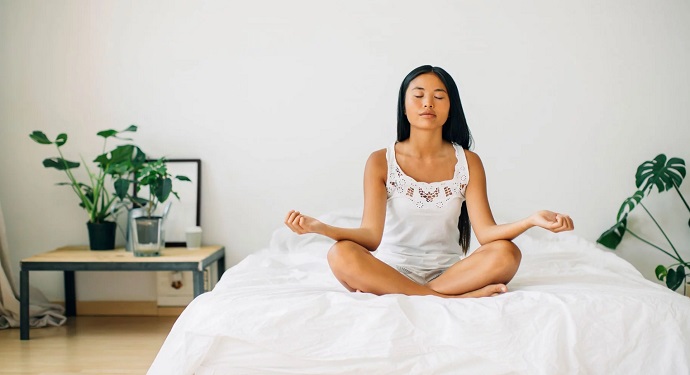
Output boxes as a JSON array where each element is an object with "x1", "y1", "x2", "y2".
[{"x1": 411, "y1": 86, "x2": 447, "y2": 93}]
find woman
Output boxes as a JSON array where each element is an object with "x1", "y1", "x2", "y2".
[{"x1": 285, "y1": 65, "x2": 574, "y2": 298}]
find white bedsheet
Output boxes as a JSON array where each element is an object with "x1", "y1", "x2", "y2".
[{"x1": 149, "y1": 211, "x2": 690, "y2": 374}]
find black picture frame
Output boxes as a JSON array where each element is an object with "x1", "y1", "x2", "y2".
[
  {"x1": 134, "y1": 159, "x2": 202, "y2": 247},
  {"x1": 163, "y1": 159, "x2": 201, "y2": 247}
]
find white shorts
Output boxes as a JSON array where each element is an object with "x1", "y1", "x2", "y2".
[{"x1": 393, "y1": 265, "x2": 445, "y2": 285}]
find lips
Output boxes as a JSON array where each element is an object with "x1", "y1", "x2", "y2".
[{"x1": 420, "y1": 112, "x2": 436, "y2": 117}]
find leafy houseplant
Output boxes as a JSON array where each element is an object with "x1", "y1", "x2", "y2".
[
  {"x1": 133, "y1": 158, "x2": 191, "y2": 218},
  {"x1": 30, "y1": 126, "x2": 145, "y2": 250},
  {"x1": 129, "y1": 158, "x2": 190, "y2": 256},
  {"x1": 598, "y1": 154, "x2": 688, "y2": 292}
]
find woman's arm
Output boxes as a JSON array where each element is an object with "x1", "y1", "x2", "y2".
[
  {"x1": 284, "y1": 150, "x2": 388, "y2": 251},
  {"x1": 463, "y1": 150, "x2": 574, "y2": 245}
]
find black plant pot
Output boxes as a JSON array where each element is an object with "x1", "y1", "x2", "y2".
[{"x1": 86, "y1": 221, "x2": 116, "y2": 250}]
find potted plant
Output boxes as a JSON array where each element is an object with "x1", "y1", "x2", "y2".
[
  {"x1": 29, "y1": 125, "x2": 145, "y2": 250},
  {"x1": 129, "y1": 158, "x2": 190, "y2": 256},
  {"x1": 598, "y1": 154, "x2": 688, "y2": 292}
]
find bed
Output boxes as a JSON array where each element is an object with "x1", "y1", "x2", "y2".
[{"x1": 148, "y1": 209, "x2": 690, "y2": 374}]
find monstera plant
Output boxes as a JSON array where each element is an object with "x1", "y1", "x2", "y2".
[
  {"x1": 598, "y1": 154, "x2": 688, "y2": 291},
  {"x1": 30, "y1": 125, "x2": 146, "y2": 250}
]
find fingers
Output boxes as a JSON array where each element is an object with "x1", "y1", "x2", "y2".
[
  {"x1": 550, "y1": 213, "x2": 574, "y2": 233},
  {"x1": 284, "y1": 210, "x2": 307, "y2": 234},
  {"x1": 284, "y1": 210, "x2": 295, "y2": 224},
  {"x1": 564, "y1": 215, "x2": 574, "y2": 230}
]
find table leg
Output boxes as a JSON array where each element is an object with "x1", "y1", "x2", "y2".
[
  {"x1": 64, "y1": 271, "x2": 76, "y2": 317},
  {"x1": 217, "y1": 255, "x2": 225, "y2": 282},
  {"x1": 193, "y1": 270, "x2": 204, "y2": 298},
  {"x1": 20, "y1": 269, "x2": 29, "y2": 340}
]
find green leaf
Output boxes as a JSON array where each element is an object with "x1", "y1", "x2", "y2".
[
  {"x1": 55, "y1": 133, "x2": 68, "y2": 147},
  {"x1": 668, "y1": 158, "x2": 686, "y2": 188},
  {"x1": 98, "y1": 125, "x2": 137, "y2": 140},
  {"x1": 29, "y1": 131, "x2": 52, "y2": 144},
  {"x1": 79, "y1": 185, "x2": 94, "y2": 209},
  {"x1": 154, "y1": 177, "x2": 173, "y2": 203},
  {"x1": 103, "y1": 146, "x2": 133, "y2": 172},
  {"x1": 122, "y1": 125, "x2": 137, "y2": 133},
  {"x1": 597, "y1": 218, "x2": 627, "y2": 249},
  {"x1": 131, "y1": 197, "x2": 148, "y2": 207},
  {"x1": 114, "y1": 125, "x2": 138, "y2": 140},
  {"x1": 114, "y1": 178, "x2": 130, "y2": 200},
  {"x1": 110, "y1": 145, "x2": 135, "y2": 163},
  {"x1": 80, "y1": 184, "x2": 93, "y2": 196},
  {"x1": 131, "y1": 147, "x2": 147, "y2": 169},
  {"x1": 176, "y1": 175, "x2": 191, "y2": 182},
  {"x1": 42, "y1": 157, "x2": 80, "y2": 170},
  {"x1": 655, "y1": 265, "x2": 668, "y2": 281},
  {"x1": 97, "y1": 129, "x2": 118, "y2": 138},
  {"x1": 665, "y1": 265, "x2": 686, "y2": 291},
  {"x1": 616, "y1": 191, "x2": 644, "y2": 221},
  {"x1": 94, "y1": 144, "x2": 141, "y2": 173},
  {"x1": 636, "y1": 154, "x2": 686, "y2": 194}
]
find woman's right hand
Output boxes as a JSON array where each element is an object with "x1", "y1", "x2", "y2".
[{"x1": 284, "y1": 210, "x2": 325, "y2": 235}]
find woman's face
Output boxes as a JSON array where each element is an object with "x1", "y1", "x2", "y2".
[{"x1": 404, "y1": 73, "x2": 450, "y2": 130}]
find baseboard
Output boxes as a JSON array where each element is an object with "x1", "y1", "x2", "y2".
[
  {"x1": 74, "y1": 301, "x2": 184, "y2": 317},
  {"x1": 157, "y1": 306, "x2": 186, "y2": 316}
]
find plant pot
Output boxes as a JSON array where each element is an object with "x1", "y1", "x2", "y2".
[
  {"x1": 86, "y1": 221, "x2": 116, "y2": 250},
  {"x1": 132, "y1": 216, "x2": 163, "y2": 257}
]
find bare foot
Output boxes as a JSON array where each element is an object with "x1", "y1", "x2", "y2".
[{"x1": 456, "y1": 284, "x2": 508, "y2": 298}]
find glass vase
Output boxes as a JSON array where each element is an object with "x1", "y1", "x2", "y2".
[{"x1": 132, "y1": 216, "x2": 163, "y2": 257}]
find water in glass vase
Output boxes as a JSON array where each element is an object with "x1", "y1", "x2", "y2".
[{"x1": 133, "y1": 217, "x2": 163, "y2": 257}]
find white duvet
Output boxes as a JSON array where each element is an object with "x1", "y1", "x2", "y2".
[{"x1": 149, "y1": 211, "x2": 690, "y2": 374}]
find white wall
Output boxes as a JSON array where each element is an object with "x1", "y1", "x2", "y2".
[{"x1": 1, "y1": 0, "x2": 689, "y2": 301}]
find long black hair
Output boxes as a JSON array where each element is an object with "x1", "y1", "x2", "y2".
[{"x1": 396, "y1": 65, "x2": 474, "y2": 254}]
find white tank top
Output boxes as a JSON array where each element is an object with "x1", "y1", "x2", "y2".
[{"x1": 374, "y1": 142, "x2": 470, "y2": 274}]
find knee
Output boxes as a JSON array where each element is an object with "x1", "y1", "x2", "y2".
[
  {"x1": 491, "y1": 240, "x2": 522, "y2": 269},
  {"x1": 327, "y1": 241, "x2": 363, "y2": 274}
]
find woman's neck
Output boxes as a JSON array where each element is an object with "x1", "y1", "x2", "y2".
[{"x1": 401, "y1": 128, "x2": 446, "y2": 158}]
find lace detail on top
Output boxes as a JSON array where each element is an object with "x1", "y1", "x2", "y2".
[{"x1": 386, "y1": 142, "x2": 469, "y2": 209}]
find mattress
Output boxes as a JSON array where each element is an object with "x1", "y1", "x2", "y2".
[{"x1": 149, "y1": 210, "x2": 690, "y2": 374}]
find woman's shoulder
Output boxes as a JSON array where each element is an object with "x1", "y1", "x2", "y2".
[
  {"x1": 367, "y1": 148, "x2": 388, "y2": 167},
  {"x1": 460, "y1": 148, "x2": 485, "y2": 176},
  {"x1": 458, "y1": 147, "x2": 480, "y2": 163},
  {"x1": 370, "y1": 147, "x2": 387, "y2": 159},
  {"x1": 365, "y1": 148, "x2": 388, "y2": 177}
]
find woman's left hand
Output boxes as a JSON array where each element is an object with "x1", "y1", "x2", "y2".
[{"x1": 530, "y1": 210, "x2": 574, "y2": 233}]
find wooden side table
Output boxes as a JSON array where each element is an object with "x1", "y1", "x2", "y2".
[{"x1": 19, "y1": 245, "x2": 225, "y2": 340}]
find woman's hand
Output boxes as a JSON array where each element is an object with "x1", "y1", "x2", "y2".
[
  {"x1": 284, "y1": 210, "x2": 325, "y2": 235},
  {"x1": 530, "y1": 210, "x2": 574, "y2": 233}
]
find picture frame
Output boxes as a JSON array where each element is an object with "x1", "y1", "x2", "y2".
[{"x1": 162, "y1": 159, "x2": 201, "y2": 247}]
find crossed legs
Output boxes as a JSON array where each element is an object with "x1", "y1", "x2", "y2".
[{"x1": 326, "y1": 240, "x2": 522, "y2": 298}]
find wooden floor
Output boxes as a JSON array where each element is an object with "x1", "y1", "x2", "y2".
[{"x1": 0, "y1": 316, "x2": 178, "y2": 375}]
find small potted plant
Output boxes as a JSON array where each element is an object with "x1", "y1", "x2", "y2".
[
  {"x1": 598, "y1": 154, "x2": 688, "y2": 293},
  {"x1": 29, "y1": 126, "x2": 145, "y2": 250},
  {"x1": 130, "y1": 158, "x2": 190, "y2": 256}
]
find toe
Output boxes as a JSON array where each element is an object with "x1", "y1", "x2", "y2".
[{"x1": 489, "y1": 284, "x2": 508, "y2": 296}]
